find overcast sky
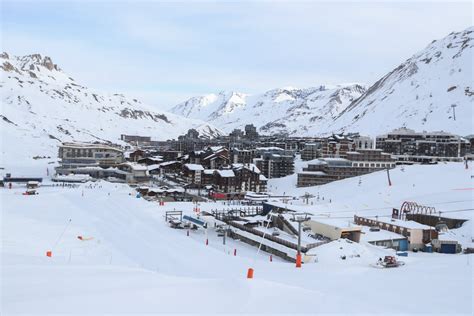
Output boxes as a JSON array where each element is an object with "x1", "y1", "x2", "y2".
[{"x1": 2, "y1": 1, "x2": 472, "y2": 109}]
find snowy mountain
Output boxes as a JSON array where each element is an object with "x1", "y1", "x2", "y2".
[
  {"x1": 0, "y1": 53, "x2": 222, "y2": 164},
  {"x1": 171, "y1": 27, "x2": 473, "y2": 136},
  {"x1": 330, "y1": 26, "x2": 474, "y2": 136},
  {"x1": 171, "y1": 85, "x2": 366, "y2": 136}
]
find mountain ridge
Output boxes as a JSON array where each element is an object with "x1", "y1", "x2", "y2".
[
  {"x1": 0, "y1": 52, "x2": 222, "y2": 165},
  {"x1": 170, "y1": 27, "x2": 473, "y2": 136}
]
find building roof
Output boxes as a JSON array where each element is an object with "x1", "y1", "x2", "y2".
[
  {"x1": 216, "y1": 169, "x2": 235, "y2": 178},
  {"x1": 360, "y1": 226, "x2": 406, "y2": 242},
  {"x1": 147, "y1": 164, "x2": 161, "y2": 171},
  {"x1": 184, "y1": 164, "x2": 204, "y2": 171},
  {"x1": 299, "y1": 171, "x2": 327, "y2": 176},
  {"x1": 159, "y1": 160, "x2": 180, "y2": 167},
  {"x1": 232, "y1": 163, "x2": 261, "y2": 174},
  {"x1": 309, "y1": 217, "x2": 362, "y2": 230},
  {"x1": 256, "y1": 146, "x2": 285, "y2": 151},
  {"x1": 121, "y1": 162, "x2": 148, "y2": 171},
  {"x1": 60, "y1": 142, "x2": 122, "y2": 152},
  {"x1": 374, "y1": 217, "x2": 432, "y2": 230}
]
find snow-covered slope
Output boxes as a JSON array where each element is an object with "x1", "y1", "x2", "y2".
[
  {"x1": 2, "y1": 163, "x2": 473, "y2": 314},
  {"x1": 331, "y1": 27, "x2": 474, "y2": 136},
  {"x1": 0, "y1": 53, "x2": 222, "y2": 164},
  {"x1": 171, "y1": 27, "x2": 473, "y2": 136},
  {"x1": 170, "y1": 85, "x2": 366, "y2": 136}
]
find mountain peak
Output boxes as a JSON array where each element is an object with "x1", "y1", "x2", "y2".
[{"x1": 19, "y1": 53, "x2": 61, "y2": 72}]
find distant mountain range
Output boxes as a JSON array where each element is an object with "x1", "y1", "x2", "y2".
[
  {"x1": 171, "y1": 27, "x2": 473, "y2": 137},
  {"x1": 0, "y1": 53, "x2": 222, "y2": 164},
  {"x1": 2, "y1": 27, "x2": 472, "y2": 166}
]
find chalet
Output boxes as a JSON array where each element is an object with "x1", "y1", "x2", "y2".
[
  {"x1": 137, "y1": 156, "x2": 163, "y2": 166},
  {"x1": 149, "y1": 161, "x2": 182, "y2": 176},
  {"x1": 232, "y1": 163, "x2": 265, "y2": 193},
  {"x1": 155, "y1": 150, "x2": 183, "y2": 162},
  {"x1": 182, "y1": 164, "x2": 204, "y2": 185},
  {"x1": 201, "y1": 169, "x2": 216, "y2": 186},
  {"x1": 118, "y1": 162, "x2": 150, "y2": 183},
  {"x1": 214, "y1": 169, "x2": 237, "y2": 193},
  {"x1": 126, "y1": 149, "x2": 146, "y2": 162},
  {"x1": 321, "y1": 134, "x2": 356, "y2": 158},
  {"x1": 187, "y1": 146, "x2": 230, "y2": 169}
]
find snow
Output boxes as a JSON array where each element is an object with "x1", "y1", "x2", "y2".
[
  {"x1": 374, "y1": 217, "x2": 433, "y2": 230},
  {"x1": 360, "y1": 226, "x2": 406, "y2": 243},
  {"x1": 170, "y1": 27, "x2": 473, "y2": 137},
  {"x1": 1, "y1": 162, "x2": 473, "y2": 314},
  {"x1": 0, "y1": 53, "x2": 222, "y2": 168},
  {"x1": 216, "y1": 169, "x2": 235, "y2": 177},
  {"x1": 183, "y1": 163, "x2": 204, "y2": 171},
  {"x1": 121, "y1": 162, "x2": 148, "y2": 171},
  {"x1": 299, "y1": 171, "x2": 327, "y2": 176}
]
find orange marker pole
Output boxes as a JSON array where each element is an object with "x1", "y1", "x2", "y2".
[
  {"x1": 247, "y1": 268, "x2": 254, "y2": 279},
  {"x1": 46, "y1": 251, "x2": 52, "y2": 257},
  {"x1": 296, "y1": 253, "x2": 302, "y2": 268}
]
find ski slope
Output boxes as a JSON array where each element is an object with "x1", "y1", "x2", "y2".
[{"x1": 1, "y1": 163, "x2": 473, "y2": 314}]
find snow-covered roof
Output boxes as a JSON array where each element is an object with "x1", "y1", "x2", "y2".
[
  {"x1": 203, "y1": 169, "x2": 216, "y2": 175},
  {"x1": 60, "y1": 142, "x2": 122, "y2": 152},
  {"x1": 121, "y1": 162, "x2": 148, "y2": 171},
  {"x1": 216, "y1": 169, "x2": 235, "y2": 177},
  {"x1": 375, "y1": 217, "x2": 432, "y2": 230},
  {"x1": 259, "y1": 174, "x2": 268, "y2": 181},
  {"x1": 159, "y1": 160, "x2": 180, "y2": 167},
  {"x1": 209, "y1": 146, "x2": 225, "y2": 152},
  {"x1": 232, "y1": 163, "x2": 261, "y2": 174},
  {"x1": 323, "y1": 158, "x2": 351, "y2": 162},
  {"x1": 299, "y1": 171, "x2": 327, "y2": 176},
  {"x1": 256, "y1": 146, "x2": 285, "y2": 151},
  {"x1": 307, "y1": 159, "x2": 328, "y2": 166},
  {"x1": 360, "y1": 226, "x2": 406, "y2": 242},
  {"x1": 147, "y1": 164, "x2": 161, "y2": 171},
  {"x1": 184, "y1": 164, "x2": 204, "y2": 171},
  {"x1": 310, "y1": 218, "x2": 361, "y2": 230}
]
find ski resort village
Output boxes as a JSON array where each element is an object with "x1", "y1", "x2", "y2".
[{"x1": 1, "y1": 3, "x2": 473, "y2": 315}]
